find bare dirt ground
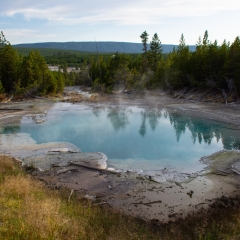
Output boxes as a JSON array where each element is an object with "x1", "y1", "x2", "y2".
[{"x1": 1, "y1": 88, "x2": 240, "y2": 223}]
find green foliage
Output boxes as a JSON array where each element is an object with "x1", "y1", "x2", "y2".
[
  {"x1": 83, "y1": 31, "x2": 240, "y2": 96},
  {"x1": 0, "y1": 32, "x2": 66, "y2": 96},
  {"x1": 140, "y1": 31, "x2": 149, "y2": 73},
  {"x1": 92, "y1": 78, "x2": 106, "y2": 93},
  {"x1": 0, "y1": 44, "x2": 21, "y2": 92},
  {"x1": 15, "y1": 47, "x2": 112, "y2": 67},
  {"x1": 149, "y1": 33, "x2": 163, "y2": 73},
  {"x1": 140, "y1": 31, "x2": 149, "y2": 52},
  {"x1": 2, "y1": 30, "x2": 240, "y2": 97},
  {"x1": 0, "y1": 31, "x2": 9, "y2": 47},
  {"x1": 226, "y1": 37, "x2": 240, "y2": 94},
  {"x1": 169, "y1": 34, "x2": 191, "y2": 87},
  {"x1": 13, "y1": 79, "x2": 24, "y2": 95},
  {"x1": 164, "y1": 31, "x2": 240, "y2": 96}
]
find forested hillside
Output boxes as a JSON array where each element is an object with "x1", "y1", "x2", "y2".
[
  {"x1": 14, "y1": 41, "x2": 196, "y2": 54},
  {"x1": 1, "y1": 30, "x2": 240, "y2": 100},
  {"x1": 14, "y1": 47, "x2": 112, "y2": 67}
]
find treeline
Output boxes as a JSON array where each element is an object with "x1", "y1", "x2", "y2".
[
  {"x1": 1, "y1": 30, "x2": 240, "y2": 98},
  {"x1": 166, "y1": 31, "x2": 240, "y2": 95},
  {"x1": 0, "y1": 32, "x2": 66, "y2": 96},
  {"x1": 15, "y1": 47, "x2": 112, "y2": 68},
  {"x1": 88, "y1": 31, "x2": 240, "y2": 98},
  {"x1": 45, "y1": 51, "x2": 112, "y2": 68}
]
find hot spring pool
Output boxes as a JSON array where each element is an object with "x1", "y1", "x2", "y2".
[{"x1": 2, "y1": 103, "x2": 240, "y2": 173}]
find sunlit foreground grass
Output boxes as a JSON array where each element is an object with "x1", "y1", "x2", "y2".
[
  {"x1": 0, "y1": 156, "x2": 159, "y2": 239},
  {"x1": 1, "y1": 155, "x2": 240, "y2": 240}
]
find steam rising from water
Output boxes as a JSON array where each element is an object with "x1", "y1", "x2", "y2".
[{"x1": 1, "y1": 103, "x2": 240, "y2": 174}]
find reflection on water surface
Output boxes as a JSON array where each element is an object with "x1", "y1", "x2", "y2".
[{"x1": 1, "y1": 103, "x2": 240, "y2": 173}]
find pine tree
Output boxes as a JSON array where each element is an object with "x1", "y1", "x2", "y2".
[
  {"x1": 0, "y1": 32, "x2": 19, "y2": 93},
  {"x1": 0, "y1": 44, "x2": 20, "y2": 92},
  {"x1": 227, "y1": 37, "x2": 240, "y2": 94},
  {"x1": 203, "y1": 30, "x2": 209, "y2": 47},
  {"x1": 175, "y1": 34, "x2": 191, "y2": 86},
  {"x1": 0, "y1": 31, "x2": 9, "y2": 48},
  {"x1": 140, "y1": 31, "x2": 149, "y2": 73},
  {"x1": 149, "y1": 33, "x2": 162, "y2": 73}
]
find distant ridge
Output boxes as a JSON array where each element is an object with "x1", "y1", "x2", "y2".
[{"x1": 14, "y1": 42, "x2": 196, "y2": 54}]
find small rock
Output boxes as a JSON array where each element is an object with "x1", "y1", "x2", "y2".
[
  {"x1": 187, "y1": 190, "x2": 194, "y2": 198},
  {"x1": 35, "y1": 119, "x2": 46, "y2": 124}
]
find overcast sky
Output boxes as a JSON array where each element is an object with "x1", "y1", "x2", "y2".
[{"x1": 1, "y1": 0, "x2": 240, "y2": 45}]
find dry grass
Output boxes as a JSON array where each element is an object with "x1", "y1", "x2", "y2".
[
  {"x1": 63, "y1": 93, "x2": 109, "y2": 103},
  {"x1": 88, "y1": 94, "x2": 109, "y2": 102},
  {"x1": 1, "y1": 155, "x2": 240, "y2": 239},
  {"x1": 0, "y1": 156, "x2": 158, "y2": 239},
  {"x1": 0, "y1": 156, "x2": 21, "y2": 178},
  {"x1": 62, "y1": 94, "x2": 83, "y2": 103}
]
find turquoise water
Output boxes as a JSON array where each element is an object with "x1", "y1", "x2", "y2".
[{"x1": 2, "y1": 103, "x2": 240, "y2": 173}]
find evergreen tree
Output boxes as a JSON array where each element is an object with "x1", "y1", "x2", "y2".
[
  {"x1": 226, "y1": 37, "x2": 240, "y2": 94},
  {"x1": 0, "y1": 31, "x2": 9, "y2": 48},
  {"x1": 203, "y1": 30, "x2": 210, "y2": 47},
  {"x1": 178, "y1": 34, "x2": 186, "y2": 52},
  {"x1": 20, "y1": 51, "x2": 50, "y2": 93},
  {"x1": 0, "y1": 44, "x2": 20, "y2": 92},
  {"x1": 190, "y1": 36, "x2": 204, "y2": 86},
  {"x1": 149, "y1": 33, "x2": 163, "y2": 73},
  {"x1": 140, "y1": 31, "x2": 149, "y2": 73},
  {"x1": 170, "y1": 34, "x2": 191, "y2": 87}
]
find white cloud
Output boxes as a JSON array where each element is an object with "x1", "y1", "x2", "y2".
[
  {"x1": 1, "y1": 0, "x2": 239, "y2": 44},
  {"x1": 3, "y1": 29, "x2": 57, "y2": 41},
  {"x1": 1, "y1": 0, "x2": 240, "y2": 26}
]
